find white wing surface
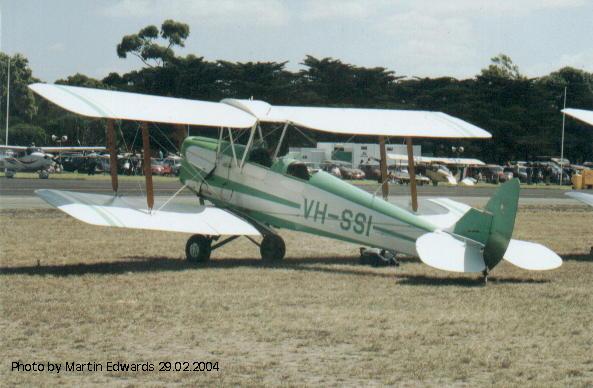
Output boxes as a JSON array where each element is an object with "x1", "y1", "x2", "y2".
[
  {"x1": 563, "y1": 108, "x2": 593, "y2": 126},
  {"x1": 36, "y1": 189, "x2": 261, "y2": 236},
  {"x1": 566, "y1": 191, "x2": 593, "y2": 207},
  {"x1": 29, "y1": 83, "x2": 257, "y2": 128},
  {"x1": 222, "y1": 98, "x2": 491, "y2": 138},
  {"x1": 415, "y1": 232, "x2": 486, "y2": 273},
  {"x1": 503, "y1": 239, "x2": 562, "y2": 270},
  {"x1": 415, "y1": 198, "x2": 472, "y2": 230}
]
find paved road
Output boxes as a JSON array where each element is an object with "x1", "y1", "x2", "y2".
[
  {"x1": 0, "y1": 176, "x2": 570, "y2": 198},
  {"x1": 0, "y1": 176, "x2": 578, "y2": 210}
]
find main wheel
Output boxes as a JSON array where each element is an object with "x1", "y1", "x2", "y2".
[
  {"x1": 38, "y1": 170, "x2": 49, "y2": 179},
  {"x1": 260, "y1": 234, "x2": 286, "y2": 262},
  {"x1": 186, "y1": 235, "x2": 212, "y2": 263}
]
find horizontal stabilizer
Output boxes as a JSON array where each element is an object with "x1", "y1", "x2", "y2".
[
  {"x1": 35, "y1": 189, "x2": 260, "y2": 236},
  {"x1": 503, "y1": 239, "x2": 562, "y2": 270},
  {"x1": 416, "y1": 232, "x2": 486, "y2": 273}
]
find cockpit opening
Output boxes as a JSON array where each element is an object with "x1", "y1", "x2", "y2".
[
  {"x1": 287, "y1": 162, "x2": 310, "y2": 180},
  {"x1": 248, "y1": 147, "x2": 273, "y2": 168}
]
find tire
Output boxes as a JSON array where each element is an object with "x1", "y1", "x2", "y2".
[
  {"x1": 186, "y1": 235, "x2": 212, "y2": 263},
  {"x1": 39, "y1": 171, "x2": 49, "y2": 179},
  {"x1": 260, "y1": 234, "x2": 286, "y2": 262}
]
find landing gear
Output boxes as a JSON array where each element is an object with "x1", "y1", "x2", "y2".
[
  {"x1": 5, "y1": 169, "x2": 15, "y2": 178},
  {"x1": 482, "y1": 268, "x2": 489, "y2": 284},
  {"x1": 38, "y1": 170, "x2": 49, "y2": 179},
  {"x1": 186, "y1": 235, "x2": 212, "y2": 262},
  {"x1": 260, "y1": 234, "x2": 286, "y2": 262},
  {"x1": 184, "y1": 211, "x2": 286, "y2": 264}
]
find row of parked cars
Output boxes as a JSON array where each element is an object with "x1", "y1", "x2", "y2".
[
  {"x1": 59, "y1": 154, "x2": 182, "y2": 176},
  {"x1": 314, "y1": 159, "x2": 592, "y2": 186},
  {"x1": 466, "y1": 161, "x2": 592, "y2": 185}
]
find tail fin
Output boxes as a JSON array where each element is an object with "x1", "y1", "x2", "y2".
[
  {"x1": 453, "y1": 179, "x2": 520, "y2": 270},
  {"x1": 482, "y1": 178, "x2": 520, "y2": 269}
]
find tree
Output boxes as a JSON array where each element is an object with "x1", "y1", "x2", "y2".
[
  {"x1": 0, "y1": 123, "x2": 46, "y2": 146},
  {"x1": 116, "y1": 20, "x2": 190, "y2": 67},
  {"x1": 299, "y1": 56, "x2": 400, "y2": 106},
  {"x1": 56, "y1": 73, "x2": 109, "y2": 89},
  {"x1": 479, "y1": 54, "x2": 524, "y2": 80},
  {"x1": 0, "y1": 52, "x2": 38, "y2": 121}
]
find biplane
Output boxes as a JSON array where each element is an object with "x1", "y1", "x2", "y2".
[{"x1": 29, "y1": 83, "x2": 562, "y2": 279}]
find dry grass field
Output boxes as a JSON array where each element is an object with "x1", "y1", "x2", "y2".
[{"x1": 1, "y1": 204, "x2": 592, "y2": 386}]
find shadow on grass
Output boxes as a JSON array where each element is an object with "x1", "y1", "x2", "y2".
[
  {"x1": 0, "y1": 255, "x2": 550, "y2": 286},
  {"x1": 561, "y1": 252, "x2": 593, "y2": 262},
  {"x1": 396, "y1": 274, "x2": 549, "y2": 286},
  {"x1": 0, "y1": 256, "x2": 359, "y2": 277}
]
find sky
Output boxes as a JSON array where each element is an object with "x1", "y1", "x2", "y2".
[{"x1": 2, "y1": 0, "x2": 593, "y2": 83}]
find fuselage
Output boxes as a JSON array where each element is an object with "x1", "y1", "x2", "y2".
[{"x1": 179, "y1": 136, "x2": 439, "y2": 256}]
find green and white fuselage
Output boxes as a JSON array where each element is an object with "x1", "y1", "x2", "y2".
[{"x1": 180, "y1": 136, "x2": 436, "y2": 257}]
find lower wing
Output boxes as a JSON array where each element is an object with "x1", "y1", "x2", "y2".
[{"x1": 36, "y1": 189, "x2": 260, "y2": 236}]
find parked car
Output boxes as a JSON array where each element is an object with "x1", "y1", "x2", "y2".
[
  {"x1": 151, "y1": 160, "x2": 167, "y2": 175},
  {"x1": 163, "y1": 157, "x2": 181, "y2": 176},
  {"x1": 467, "y1": 165, "x2": 506, "y2": 184}
]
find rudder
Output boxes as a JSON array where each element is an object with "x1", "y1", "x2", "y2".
[{"x1": 453, "y1": 179, "x2": 520, "y2": 270}]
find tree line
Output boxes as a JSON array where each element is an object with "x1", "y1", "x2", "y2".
[{"x1": 1, "y1": 20, "x2": 592, "y2": 163}]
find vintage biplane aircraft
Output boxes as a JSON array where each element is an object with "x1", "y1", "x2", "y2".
[
  {"x1": 0, "y1": 145, "x2": 106, "y2": 178},
  {"x1": 29, "y1": 83, "x2": 562, "y2": 279}
]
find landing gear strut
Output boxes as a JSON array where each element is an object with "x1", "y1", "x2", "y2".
[{"x1": 482, "y1": 268, "x2": 489, "y2": 284}]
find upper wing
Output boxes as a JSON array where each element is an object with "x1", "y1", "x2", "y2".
[
  {"x1": 563, "y1": 108, "x2": 593, "y2": 126},
  {"x1": 36, "y1": 189, "x2": 261, "y2": 236},
  {"x1": 29, "y1": 83, "x2": 256, "y2": 128},
  {"x1": 0, "y1": 145, "x2": 27, "y2": 151},
  {"x1": 566, "y1": 191, "x2": 593, "y2": 207},
  {"x1": 30, "y1": 84, "x2": 490, "y2": 138},
  {"x1": 223, "y1": 98, "x2": 491, "y2": 138}
]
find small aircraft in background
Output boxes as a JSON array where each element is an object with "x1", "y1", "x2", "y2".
[
  {"x1": 29, "y1": 83, "x2": 562, "y2": 280},
  {"x1": 0, "y1": 144, "x2": 106, "y2": 178}
]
